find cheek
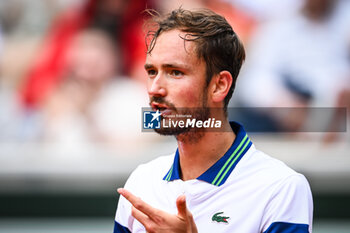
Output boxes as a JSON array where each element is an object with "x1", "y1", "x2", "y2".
[{"x1": 173, "y1": 83, "x2": 205, "y2": 107}]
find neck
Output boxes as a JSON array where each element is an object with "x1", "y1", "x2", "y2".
[{"x1": 176, "y1": 120, "x2": 235, "y2": 181}]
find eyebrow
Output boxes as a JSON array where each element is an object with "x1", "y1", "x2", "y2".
[
  {"x1": 144, "y1": 63, "x2": 190, "y2": 70},
  {"x1": 144, "y1": 64, "x2": 154, "y2": 70}
]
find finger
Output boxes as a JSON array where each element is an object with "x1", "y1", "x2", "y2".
[
  {"x1": 187, "y1": 212, "x2": 198, "y2": 233},
  {"x1": 118, "y1": 188, "x2": 156, "y2": 217},
  {"x1": 176, "y1": 195, "x2": 198, "y2": 232},
  {"x1": 131, "y1": 206, "x2": 151, "y2": 227},
  {"x1": 176, "y1": 195, "x2": 187, "y2": 219},
  {"x1": 189, "y1": 218, "x2": 198, "y2": 233}
]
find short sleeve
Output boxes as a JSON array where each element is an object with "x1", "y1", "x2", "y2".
[{"x1": 261, "y1": 174, "x2": 313, "y2": 233}]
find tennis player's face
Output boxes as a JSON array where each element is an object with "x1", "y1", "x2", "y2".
[{"x1": 145, "y1": 30, "x2": 209, "y2": 135}]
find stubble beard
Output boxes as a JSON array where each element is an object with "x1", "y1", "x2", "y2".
[{"x1": 153, "y1": 92, "x2": 209, "y2": 143}]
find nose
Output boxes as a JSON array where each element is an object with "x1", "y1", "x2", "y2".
[{"x1": 148, "y1": 73, "x2": 167, "y2": 97}]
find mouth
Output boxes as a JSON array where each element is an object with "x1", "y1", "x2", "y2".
[{"x1": 151, "y1": 102, "x2": 173, "y2": 115}]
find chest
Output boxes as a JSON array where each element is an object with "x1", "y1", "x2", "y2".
[{"x1": 131, "y1": 179, "x2": 270, "y2": 233}]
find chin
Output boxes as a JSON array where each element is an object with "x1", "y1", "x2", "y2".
[{"x1": 154, "y1": 126, "x2": 190, "y2": 136}]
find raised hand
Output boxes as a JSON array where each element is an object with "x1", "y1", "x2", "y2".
[{"x1": 118, "y1": 188, "x2": 198, "y2": 233}]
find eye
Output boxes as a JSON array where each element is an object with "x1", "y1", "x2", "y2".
[
  {"x1": 147, "y1": 69, "x2": 157, "y2": 78},
  {"x1": 170, "y1": 70, "x2": 184, "y2": 77}
]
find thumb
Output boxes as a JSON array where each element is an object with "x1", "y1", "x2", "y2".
[
  {"x1": 176, "y1": 195, "x2": 198, "y2": 233},
  {"x1": 176, "y1": 194, "x2": 188, "y2": 219}
]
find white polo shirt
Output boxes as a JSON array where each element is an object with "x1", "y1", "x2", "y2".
[{"x1": 114, "y1": 122, "x2": 313, "y2": 233}]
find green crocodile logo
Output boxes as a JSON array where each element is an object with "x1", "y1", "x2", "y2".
[{"x1": 212, "y1": 212, "x2": 230, "y2": 223}]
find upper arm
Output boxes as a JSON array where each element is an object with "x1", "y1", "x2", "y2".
[{"x1": 261, "y1": 174, "x2": 313, "y2": 233}]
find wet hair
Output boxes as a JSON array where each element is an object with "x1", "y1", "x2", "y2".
[{"x1": 145, "y1": 8, "x2": 245, "y2": 110}]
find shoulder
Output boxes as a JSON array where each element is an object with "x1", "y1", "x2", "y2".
[
  {"x1": 237, "y1": 146, "x2": 313, "y2": 231},
  {"x1": 236, "y1": 145, "x2": 310, "y2": 190},
  {"x1": 123, "y1": 153, "x2": 174, "y2": 192},
  {"x1": 132, "y1": 154, "x2": 174, "y2": 177}
]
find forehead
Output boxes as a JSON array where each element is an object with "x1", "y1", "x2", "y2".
[{"x1": 146, "y1": 29, "x2": 201, "y2": 66}]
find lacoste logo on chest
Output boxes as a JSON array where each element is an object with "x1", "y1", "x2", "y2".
[{"x1": 212, "y1": 212, "x2": 230, "y2": 223}]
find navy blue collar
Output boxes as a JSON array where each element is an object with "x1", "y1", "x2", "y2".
[{"x1": 163, "y1": 122, "x2": 252, "y2": 186}]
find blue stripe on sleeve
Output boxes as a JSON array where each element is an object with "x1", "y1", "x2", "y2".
[
  {"x1": 263, "y1": 222, "x2": 309, "y2": 233},
  {"x1": 113, "y1": 221, "x2": 131, "y2": 233}
]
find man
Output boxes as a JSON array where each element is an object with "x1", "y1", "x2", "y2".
[{"x1": 114, "y1": 8, "x2": 313, "y2": 233}]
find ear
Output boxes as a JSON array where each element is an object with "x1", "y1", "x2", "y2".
[{"x1": 210, "y1": 71, "x2": 233, "y2": 104}]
